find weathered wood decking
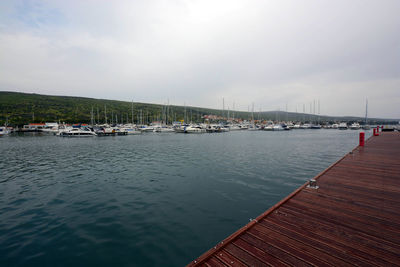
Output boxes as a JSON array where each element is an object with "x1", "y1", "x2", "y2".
[{"x1": 188, "y1": 131, "x2": 400, "y2": 266}]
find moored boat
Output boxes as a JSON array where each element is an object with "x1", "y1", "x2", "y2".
[
  {"x1": 350, "y1": 122, "x2": 361, "y2": 130},
  {"x1": 338, "y1": 122, "x2": 348, "y2": 130},
  {"x1": 0, "y1": 126, "x2": 10, "y2": 136},
  {"x1": 300, "y1": 123, "x2": 311, "y2": 129},
  {"x1": 58, "y1": 127, "x2": 97, "y2": 137}
]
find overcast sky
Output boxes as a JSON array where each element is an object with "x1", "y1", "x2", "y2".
[{"x1": 0, "y1": 0, "x2": 399, "y2": 118}]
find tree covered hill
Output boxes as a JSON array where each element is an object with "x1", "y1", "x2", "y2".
[
  {"x1": 0, "y1": 91, "x2": 238, "y2": 126},
  {"x1": 0, "y1": 91, "x2": 397, "y2": 126}
]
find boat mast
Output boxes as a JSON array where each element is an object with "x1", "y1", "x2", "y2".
[
  {"x1": 131, "y1": 100, "x2": 134, "y2": 125},
  {"x1": 91, "y1": 106, "x2": 94, "y2": 126},
  {"x1": 104, "y1": 105, "x2": 107, "y2": 124},
  {"x1": 252, "y1": 102, "x2": 255, "y2": 123},
  {"x1": 365, "y1": 98, "x2": 368, "y2": 125}
]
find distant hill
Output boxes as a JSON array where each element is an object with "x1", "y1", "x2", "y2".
[{"x1": 0, "y1": 91, "x2": 398, "y2": 126}]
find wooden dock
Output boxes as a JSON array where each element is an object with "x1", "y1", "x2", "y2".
[{"x1": 188, "y1": 131, "x2": 400, "y2": 266}]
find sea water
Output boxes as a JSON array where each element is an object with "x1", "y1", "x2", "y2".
[{"x1": 0, "y1": 130, "x2": 370, "y2": 266}]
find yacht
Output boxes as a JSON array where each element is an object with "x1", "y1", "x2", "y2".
[
  {"x1": 281, "y1": 123, "x2": 291, "y2": 130},
  {"x1": 310, "y1": 124, "x2": 322, "y2": 129},
  {"x1": 58, "y1": 127, "x2": 97, "y2": 137},
  {"x1": 248, "y1": 124, "x2": 258, "y2": 131},
  {"x1": 239, "y1": 124, "x2": 249, "y2": 130},
  {"x1": 208, "y1": 124, "x2": 229, "y2": 133},
  {"x1": 338, "y1": 122, "x2": 348, "y2": 130},
  {"x1": 121, "y1": 124, "x2": 142, "y2": 135},
  {"x1": 263, "y1": 124, "x2": 274, "y2": 131},
  {"x1": 273, "y1": 124, "x2": 284, "y2": 131},
  {"x1": 154, "y1": 126, "x2": 175, "y2": 133},
  {"x1": 300, "y1": 123, "x2": 311, "y2": 129},
  {"x1": 183, "y1": 125, "x2": 206, "y2": 133},
  {"x1": 350, "y1": 122, "x2": 361, "y2": 130},
  {"x1": 228, "y1": 124, "x2": 241, "y2": 131},
  {"x1": 286, "y1": 122, "x2": 295, "y2": 129},
  {"x1": 139, "y1": 125, "x2": 155, "y2": 132},
  {"x1": 0, "y1": 126, "x2": 10, "y2": 136},
  {"x1": 293, "y1": 123, "x2": 301, "y2": 129},
  {"x1": 40, "y1": 123, "x2": 59, "y2": 134}
]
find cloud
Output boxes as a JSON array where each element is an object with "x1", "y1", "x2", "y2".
[{"x1": 0, "y1": 0, "x2": 399, "y2": 118}]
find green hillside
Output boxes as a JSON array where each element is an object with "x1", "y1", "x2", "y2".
[
  {"x1": 0, "y1": 91, "x2": 242, "y2": 126},
  {"x1": 0, "y1": 91, "x2": 397, "y2": 126}
]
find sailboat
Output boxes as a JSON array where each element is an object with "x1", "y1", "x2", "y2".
[
  {"x1": 362, "y1": 99, "x2": 371, "y2": 130},
  {"x1": 0, "y1": 117, "x2": 10, "y2": 136}
]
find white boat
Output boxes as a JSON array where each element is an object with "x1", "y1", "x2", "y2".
[
  {"x1": 173, "y1": 125, "x2": 186, "y2": 133},
  {"x1": 239, "y1": 124, "x2": 249, "y2": 130},
  {"x1": 40, "y1": 123, "x2": 59, "y2": 134},
  {"x1": 228, "y1": 125, "x2": 241, "y2": 131},
  {"x1": 183, "y1": 125, "x2": 206, "y2": 133},
  {"x1": 273, "y1": 124, "x2": 284, "y2": 131},
  {"x1": 139, "y1": 125, "x2": 155, "y2": 132},
  {"x1": 120, "y1": 124, "x2": 142, "y2": 135},
  {"x1": 338, "y1": 122, "x2": 348, "y2": 130},
  {"x1": 58, "y1": 127, "x2": 97, "y2": 137},
  {"x1": 248, "y1": 124, "x2": 258, "y2": 131},
  {"x1": 263, "y1": 124, "x2": 274, "y2": 131},
  {"x1": 0, "y1": 126, "x2": 10, "y2": 136},
  {"x1": 154, "y1": 126, "x2": 174, "y2": 133},
  {"x1": 293, "y1": 123, "x2": 301, "y2": 129},
  {"x1": 332, "y1": 124, "x2": 339, "y2": 129},
  {"x1": 286, "y1": 122, "x2": 295, "y2": 129},
  {"x1": 125, "y1": 128, "x2": 142, "y2": 135},
  {"x1": 350, "y1": 122, "x2": 361, "y2": 130},
  {"x1": 300, "y1": 123, "x2": 311, "y2": 129}
]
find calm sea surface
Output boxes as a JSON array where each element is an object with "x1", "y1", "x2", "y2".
[{"x1": 0, "y1": 130, "x2": 370, "y2": 266}]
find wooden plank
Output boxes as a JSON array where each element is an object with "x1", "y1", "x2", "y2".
[
  {"x1": 301, "y1": 186, "x2": 400, "y2": 222},
  {"x1": 232, "y1": 238, "x2": 289, "y2": 266},
  {"x1": 298, "y1": 189, "x2": 400, "y2": 226},
  {"x1": 239, "y1": 233, "x2": 312, "y2": 267},
  {"x1": 204, "y1": 256, "x2": 228, "y2": 267},
  {"x1": 260, "y1": 217, "x2": 374, "y2": 266},
  {"x1": 214, "y1": 249, "x2": 248, "y2": 267},
  {"x1": 283, "y1": 200, "x2": 400, "y2": 244},
  {"x1": 287, "y1": 198, "x2": 400, "y2": 237},
  {"x1": 274, "y1": 205, "x2": 400, "y2": 265},
  {"x1": 224, "y1": 243, "x2": 270, "y2": 267},
  {"x1": 248, "y1": 225, "x2": 341, "y2": 266}
]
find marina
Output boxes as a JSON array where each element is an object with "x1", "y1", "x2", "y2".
[
  {"x1": 1, "y1": 120, "x2": 397, "y2": 137},
  {"x1": 187, "y1": 131, "x2": 400, "y2": 266},
  {"x1": 1, "y1": 1, "x2": 399, "y2": 266}
]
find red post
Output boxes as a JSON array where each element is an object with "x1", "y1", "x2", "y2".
[{"x1": 359, "y1": 132, "x2": 365, "y2": 146}]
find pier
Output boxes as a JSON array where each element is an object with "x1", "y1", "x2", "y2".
[{"x1": 188, "y1": 131, "x2": 400, "y2": 266}]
